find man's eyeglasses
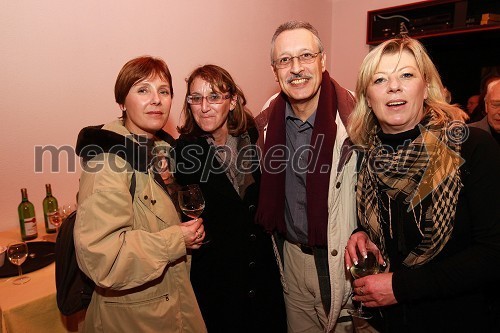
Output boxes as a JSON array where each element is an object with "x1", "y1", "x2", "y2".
[
  {"x1": 273, "y1": 51, "x2": 322, "y2": 69},
  {"x1": 186, "y1": 93, "x2": 231, "y2": 105},
  {"x1": 487, "y1": 101, "x2": 500, "y2": 111}
]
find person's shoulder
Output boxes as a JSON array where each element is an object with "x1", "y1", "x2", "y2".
[
  {"x1": 466, "y1": 126, "x2": 495, "y2": 144},
  {"x1": 461, "y1": 126, "x2": 500, "y2": 161},
  {"x1": 175, "y1": 134, "x2": 201, "y2": 148},
  {"x1": 156, "y1": 130, "x2": 175, "y2": 146},
  {"x1": 261, "y1": 92, "x2": 280, "y2": 111},
  {"x1": 468, "y1": 117, "x2": 489, "y2": 131},
  {"x1": 255, "y1": 92, "x2": 280, "y2": 130}
]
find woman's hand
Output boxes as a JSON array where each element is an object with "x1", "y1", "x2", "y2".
[
  {"x1": 352, "y1": 272, "x2": 397, "y2": 307},
  {"x1": 179, "y1": 218, "x2": 205, "y2": 249},
  {"x1": 345, "y1": 231, "x2": 385, "y2": 269}
]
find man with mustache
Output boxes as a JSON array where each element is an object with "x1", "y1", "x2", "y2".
[{"x1": 255, "y1": 21, "x2": 362, "y2": 332}]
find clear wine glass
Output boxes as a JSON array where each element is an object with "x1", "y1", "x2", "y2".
[
  {"x1": 178, "y1": 185, "x2": 205, "y2": 219},
  {"x1": 348, "y1": 248, "x2": 381, "y2": 319},
  {"x1": 60, "y1": 203, "x2": 77, "y2": 220},
  {"x1": 177, "y1": 184, "x2": 208, "y2": 244},
  {"x1": 49, "y1": 210, "x2": 63, "y2": 234},
  {"x1": 7, "y1": 241, "x2": 31, "y2": 285}
]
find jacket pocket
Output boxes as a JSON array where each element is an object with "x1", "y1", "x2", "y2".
[
  {"x1": 103, "y1": 293, "x2": 169, "y2": 307},
  {"x1": 100, "y1": 293, "x2": 179, "y2": 333}
]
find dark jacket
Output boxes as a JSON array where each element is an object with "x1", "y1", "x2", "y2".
[
  {"x1": 375, "y1": 127, "x2": 500, "y2": 333},
  {"x1": 174, "y1": 127, "x2": 286, "y2": 333}
]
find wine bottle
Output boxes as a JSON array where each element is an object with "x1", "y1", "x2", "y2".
[
  {"x1": 43, "y1": 184, "x2": 58, "y2": 234},
  {"x1": 18, "y1": 188, "x2": 38, "y2": 240}
]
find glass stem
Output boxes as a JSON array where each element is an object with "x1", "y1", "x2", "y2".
[{"x1": 18, "y1": 265, "x2": 22, "y2": 277}]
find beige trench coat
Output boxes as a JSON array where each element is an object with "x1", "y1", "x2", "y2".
[{"x1": 74, "y1": 120, "x2": 206, "y2": 333}]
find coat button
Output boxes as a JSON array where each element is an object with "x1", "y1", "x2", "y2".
[
  {"x1": 249, "y1": 234, "x2": 257, "y2": 241},
  {"x1": 248, "y1": 261, "x2": 256, "y2": 269},
  {"x1": 248, "y1": 290, "x2": 256, "y2": 298},
  {"x1": 335, "y1": 182, "x2": 341, "y2": 189},
  {"x1": 248, "y1": 204, "x2": 256, "y2": 213},
  {"x1": 331, "y1": 249, "x2": 338, "y2": 256}
]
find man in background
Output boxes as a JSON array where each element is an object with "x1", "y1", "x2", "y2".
[
  {"x1": 470, "y1": 78, "x2": 500, "y2": 145},
  {"x1": 466, "y1": 94, "x2": 480, "y2": 116}
]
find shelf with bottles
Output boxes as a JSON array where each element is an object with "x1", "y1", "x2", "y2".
[{"x1": 367, "y1": 0, "x2": 500, "y2": 45}]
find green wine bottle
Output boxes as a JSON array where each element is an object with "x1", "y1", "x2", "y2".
[
  {"x1": 18, "y1": 188, "x2": 38, "y2": 241},
  {"x1": 43, "y1": 184, "x2": 58, "y2": 234}
]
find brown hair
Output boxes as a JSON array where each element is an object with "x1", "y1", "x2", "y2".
[
  {"x1": 177, "y1": 64, "x2": 254, "y2": 137},
  {"x1": 115, "y1": 56, "x2": 173, "y2": 117}
]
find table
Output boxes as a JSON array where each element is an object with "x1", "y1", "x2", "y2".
[{"x1": 0, "y1": 225, "x2": 85, "y2": 332}]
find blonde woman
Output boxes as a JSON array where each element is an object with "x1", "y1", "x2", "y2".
[{"x1": 345, "y1": 37, "x2": 500, "y2": 332}]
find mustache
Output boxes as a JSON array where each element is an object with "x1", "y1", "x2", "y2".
[{"x1": 286, "y1": 74, "x2": 312, "y2": 84}]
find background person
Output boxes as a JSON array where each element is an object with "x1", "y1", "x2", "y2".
[
  {"x1": 74, "y1": 56, "x2": 206, "y2": 333},
  {"x1": 345, "y1": 36, "x2": 500, "y2": 333},
  {"x1": 468, "y1": 74, "x2": 500, "y2": 123},
  {"x1": 470, "y1": 78, "x2": 500, "y2": 145},
  {"x1": 255, "y1": 21, "x2": 362, "y2": 333},
  {"x1": 175, "y1": 64, "x2": 286, "y2": 333},
  {"x1": 465, "y1": 94, "x2": 480, "y2": 116}
]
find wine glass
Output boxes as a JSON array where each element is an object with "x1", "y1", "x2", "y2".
[
  {"x1": 48, "y1": 210, "x2": 63, "y2": 234},
  {"x1": 7, "y1": 241, "x2": 31, "y2": 285},
  {"x1": 348, "y1": 248, "x2": 381, "y2": 319},
  {"x1": 60, "y1": 203, "x2": 77, "y2": 220},
  {"x1": 178, "y1": 185, "x2": 205, "y2": 219},
  {"x1": 177, "y1": 184, "x2": 208, "y2": 244}
]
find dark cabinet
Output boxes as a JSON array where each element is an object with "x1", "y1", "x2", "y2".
[
  {"x1": 366, "y1": 0, "x2": 500, "y2": 110},
  {"x1": 367, "y1": 0, "x2": 500, "y2": 45}
]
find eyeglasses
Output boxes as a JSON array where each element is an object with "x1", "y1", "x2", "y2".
[
  {"x1": 186, "y1": 93, "x2": 231, "y2": 105},
  {"x1": 487, "y1": 101, "x2": 500, "y2": 111},
  {"x1": 273, "y1": 51, "x2": 322, "y2": 69}
]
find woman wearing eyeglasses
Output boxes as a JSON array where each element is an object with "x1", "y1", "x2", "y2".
[{"x1": 175, "y1": 64, "x2": 286, "y2": 332}]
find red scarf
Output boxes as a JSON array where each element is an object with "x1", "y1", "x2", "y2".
[{"x1": 256, "y1": 71, "x2": 338, "y2": 246}]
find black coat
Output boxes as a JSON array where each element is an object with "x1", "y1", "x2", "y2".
[{"x1": 174, "y1": 128, "x2": 286, "y2": 333}]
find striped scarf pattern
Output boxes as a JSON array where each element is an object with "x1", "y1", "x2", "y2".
[{"x1": 358, "y1": 120, "x2": 464, "y2": 267}]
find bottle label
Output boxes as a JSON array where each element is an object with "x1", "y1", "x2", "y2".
[
  {"x1": 24, "y1": 217, "x2": 37, "y2": 236},
  {"x1": 47, "y1": 211, "x2": 60, "y2": 229}
]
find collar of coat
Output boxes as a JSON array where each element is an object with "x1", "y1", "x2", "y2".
[{"x1": 75, "y1": 120, "x2": 175, "y2": 173}]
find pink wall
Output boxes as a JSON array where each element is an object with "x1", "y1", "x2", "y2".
[
  {"x1": 0, "y1": 0, "x2": 415, "y2": 232},
  {"x1": 332, "y1": 0, "x2": 428, "y2": 90}
]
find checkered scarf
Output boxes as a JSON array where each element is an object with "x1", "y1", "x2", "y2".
[{"x1": 357, "y1": 119, "x2": 464, "y2": 267}]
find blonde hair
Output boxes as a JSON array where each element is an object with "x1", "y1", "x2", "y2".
[{"x1": 348, "y1": 37, "x2": 465, "y2": 146}]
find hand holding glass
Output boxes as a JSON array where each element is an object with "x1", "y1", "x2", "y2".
[
  {"x1": 7, "y1": 241, "x2": 30, "y2": 284},
  {"x1": 348, "y1": 248, "x2": 380, "y2": 319},
  {"x1": 178, "y1": 185, "x2": 208, "y2": 244}
]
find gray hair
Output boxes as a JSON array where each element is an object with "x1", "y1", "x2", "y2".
[{"x1": 270, "y1": 21, "x2": 324, "y2": 64}]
